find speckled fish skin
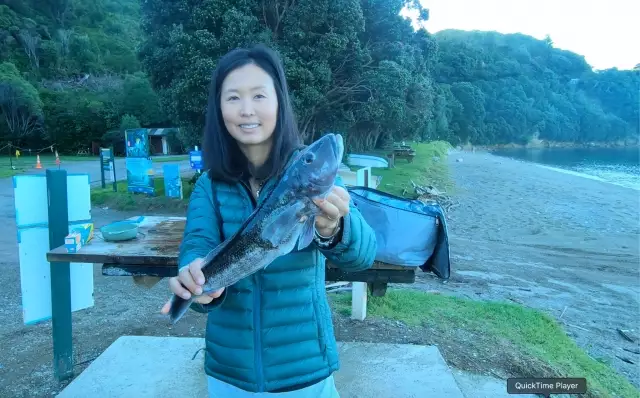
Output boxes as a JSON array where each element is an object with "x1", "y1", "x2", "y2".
[{"x1": 168, "y1": 133, "x2": 344, "y2": 323}]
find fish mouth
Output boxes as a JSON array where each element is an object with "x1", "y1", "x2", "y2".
[{"x1": 304, "y1": 133, "x2": 344, "y2": 193}]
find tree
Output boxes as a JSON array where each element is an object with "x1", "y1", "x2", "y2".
[
  {"x1": 0, "y1": 62, "x2": 43, "y2": 142},
  {"x1": 138, "y1": 0, "x2": 438, "y2": 150}
]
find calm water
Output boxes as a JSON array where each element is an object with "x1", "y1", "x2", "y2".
[{"x1": 491, "y1": 147, "x2": 640, "y2": 190}]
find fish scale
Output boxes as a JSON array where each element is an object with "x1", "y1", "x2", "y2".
[{"x1": 168, "y1": 133, "x2": 344, "y2": 323}]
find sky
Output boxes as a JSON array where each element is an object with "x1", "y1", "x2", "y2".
[{"x1": 403, "y1": 0, "x2": 639, "y2": 70}]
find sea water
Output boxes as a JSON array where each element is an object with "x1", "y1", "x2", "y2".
[{"x1": 490, "y1": 147, "x2": 640, "y2": 191}]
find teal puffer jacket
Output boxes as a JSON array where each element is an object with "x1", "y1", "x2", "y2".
[{"x1": 178, "y1": 167, "x2": 377, "y2": 393}]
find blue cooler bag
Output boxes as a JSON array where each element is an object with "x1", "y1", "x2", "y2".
[{"x1": 347, "y1": 186, "x2": 451, "y2": 279}]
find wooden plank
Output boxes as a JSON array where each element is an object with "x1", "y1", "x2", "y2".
[
  {"x1": 47, "y1": 170, "x2": 74, "y2": 382},
  {"x1": 369, "y1": 282, "x2": 388, "y2": 297},
  {"x1": 326, "y1": 260, "x2": 411, "y2": 271},
  {"x1": 325, "y1": 268, "x2": 415, "y2": 284},
  {"x1": 46, "y1": 216, "x2": 186, "y2": 266},
  {"x1": 102, "y1": 264, "x2": 178, "y2": 278}
]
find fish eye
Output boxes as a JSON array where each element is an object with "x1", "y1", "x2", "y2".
[{"x1": 303, "y1": 153, "x2": 315, "y2": 164}]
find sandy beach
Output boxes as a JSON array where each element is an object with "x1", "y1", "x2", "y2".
[
  {"x1": 0, "y1": 149, "x2": 638, "y2": 396},
  {"x1": 419, "y1": 150, "x2": 640, "y2": 387}
]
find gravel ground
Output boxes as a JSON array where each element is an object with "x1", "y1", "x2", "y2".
[{"x1": 0, "y1": 150, "x2": 638, "y2": 397}]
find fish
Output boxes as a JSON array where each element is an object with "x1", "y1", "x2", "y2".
[{"x1": 167, "y1": 133, "x2": 345, "y2": 323}]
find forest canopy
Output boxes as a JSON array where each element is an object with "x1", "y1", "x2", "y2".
[{"x1": 1, "y1": 0, "x2": 637, "y2": 154}]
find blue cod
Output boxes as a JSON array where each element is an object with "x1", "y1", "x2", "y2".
[{"x1": 168, "y1": 133, "x2": 345, "y2": 323}]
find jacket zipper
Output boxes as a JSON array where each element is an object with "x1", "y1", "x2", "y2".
[{"x1": 239, "y1": 180, "x2": 265, "y2": 392}]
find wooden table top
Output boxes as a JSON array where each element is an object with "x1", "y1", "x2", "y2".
[
  {"x1": 47, "y1": 215, "x2": 414, "y2": 271},
  {"x1": 47, "y1": 216, "x2": 186, "y2": 266}
]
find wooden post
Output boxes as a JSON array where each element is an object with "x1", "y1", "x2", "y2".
[
  {"x1": 46, "y1": 169, "x2": 74, "y2": 381},
  {"x1": 99, "y1": 149, "x2": 106, "y2": 188},
  {"x1": 110, "y1": 146, "x2": 117, "y2": 192},
  {"x1": 352, "y1": 166, "x2": 375, "y2": 321},
  {"x1": 351, "y1": 281, "x2": 368, "y2": 321}
]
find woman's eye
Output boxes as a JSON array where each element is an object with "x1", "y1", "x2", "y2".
[
  {"x1": 255, "y1": 94, "x2": 265, "y2": 99},
  {"x1": 227, "y1": 96, "x2": 239, "y2": 101}
]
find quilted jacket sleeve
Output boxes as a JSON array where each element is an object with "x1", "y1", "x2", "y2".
[
  {"x1": 178, "y1": 173, "x2": 227, "y2": 313},
  {"x1": 316, "y1": 175, "x2": 377, "y2": 272}
]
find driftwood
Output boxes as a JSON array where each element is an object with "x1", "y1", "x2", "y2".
[
  {"x1": 325, "y1": 281, "x2": 351, "y2": 294},
  {"x1": 616, "y1": 355, "x2": 635, "y2": 365},
  {"x1": 617, "y1": 328, "x2": 637, "y2": 343},
  {"x1": 407, "y1": 180, "x2": 458, "y2": 213}
]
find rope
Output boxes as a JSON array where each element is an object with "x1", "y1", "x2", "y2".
[{"x1": 2, "y1": 143, "x2": 56, "y2": 153}]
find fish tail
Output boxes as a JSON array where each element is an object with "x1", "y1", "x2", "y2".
[{"x1": 168, "y1": 293, "x2": 193, "y2": 324}]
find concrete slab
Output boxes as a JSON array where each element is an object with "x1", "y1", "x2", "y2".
[
  {"x1": 334, "y1": 342, "x2": 465, "y2": 398},
  {"x1": 451, "y1": 369, "x2": 538, "y2": 398},
  {"x1": 58, "y1": 336, "x2": 207, "y2": 398},
  {"x1": 57, "y1": 336, "x2": 466, "y2": 398}
]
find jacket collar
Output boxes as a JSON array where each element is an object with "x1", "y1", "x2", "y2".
[{"x1": 238, "y1": 145, "x2": 305, "y2": 205}]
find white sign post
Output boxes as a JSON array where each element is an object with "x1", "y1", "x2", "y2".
[
  {"x1": 14, "y1": 173, "x2": 95, "y2": 325},
  {"x1": 351, "y1": 166, "x2": 375, "y2": 321}
]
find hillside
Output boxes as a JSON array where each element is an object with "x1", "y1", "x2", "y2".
[
  {"x1": 0, "y1": 0, "x2": 169, "y2": 154},
  {"x1": 1, "y1": 0, "x2": 638, "y2": 154},
  {"x1": 432, "y1": 29, "x2": 639, "y2": 146}
]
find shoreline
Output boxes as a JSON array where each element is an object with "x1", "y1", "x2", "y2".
[
  {"x1": 534, "y1": 163, "x2": 639, "y2": 191},
  {"x1": 427, "y1": 150, "x2": 640, "y2": 388},
  {"x1": 464, "y1": 148, "x2": 640, "y2": 192},
  {"x1": 464, "y1": 140, "x2": 640, "y2": 150}
]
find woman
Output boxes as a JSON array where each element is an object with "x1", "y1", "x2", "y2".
[{"x1": 160, "y1": 44, "x2": 377, "y2": 397}]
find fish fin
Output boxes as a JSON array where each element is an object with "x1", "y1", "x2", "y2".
[
  {"x1": 168, "y1": 293, "x2": 193, "y2": 324},
  {"x1": 261, "y1": 202, "x2": 305, "y2": 247},
  {"x1": 297, "y1": 216, "x2": 315, "y2": 251}
]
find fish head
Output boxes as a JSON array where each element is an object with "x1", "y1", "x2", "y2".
[{"x1": 286, "y1": 133, "x2": 344, "y2": 199}]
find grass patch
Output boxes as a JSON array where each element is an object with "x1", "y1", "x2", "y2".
[
  {"x1": 331, "y1": 289, "x2": 638, "y2": 398},
  {"x1": 0, "y1": 155, "x2": 103, "y2": 178},
  {"x1": 152, "y1": 155, "x2": 189, "y2": 163},
  {"x1": 91, "y1": 177, "x2": 194, "y2": 211},
  {"x1": 362, "y1": 141, "x2": 454, "y2": 197}
]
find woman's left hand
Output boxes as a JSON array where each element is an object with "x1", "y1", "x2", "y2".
[{"x1": 313, "y1": 185, "x2": 351, "y2": 237}]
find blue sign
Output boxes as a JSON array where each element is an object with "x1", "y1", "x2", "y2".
[
  {"x1": 190, "y1": 150, "x2": 203, "y2": 170},
  {"x1": 126, "y1": 158, "x2": 155, "y2": 195},
  {"x1": 163, "y1": 164, "x2": 183, "y2": 199},
  {"x1": 125, "y1": 128, "x2": 150, "y2": 158}
]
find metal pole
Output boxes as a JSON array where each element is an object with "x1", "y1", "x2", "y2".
[
  {"x1": 100, "y1": 149, "x2": 105, "y2": 189},
  {"x1": 110, "y1": 146, "x2": 117, "y2": 192},
  {"x1": 46, "y1": 169, "x2": 74, "y2": 381}
]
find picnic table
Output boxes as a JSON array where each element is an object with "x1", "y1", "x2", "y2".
[
  {"x1": 46, "y1": 215, "x2": 416, "y2": 305},
  {"x1": 383, "y1": 143, "x2": 416, "y2": 168}
]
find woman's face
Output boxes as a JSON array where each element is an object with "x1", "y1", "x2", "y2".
[{"x1": 220, "y1": 63, "x2": 279, "y2": 148}]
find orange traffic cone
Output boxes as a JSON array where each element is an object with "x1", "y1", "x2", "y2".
[{"x1": 35, "y1": 154, "x2": 42, "y2": 169}]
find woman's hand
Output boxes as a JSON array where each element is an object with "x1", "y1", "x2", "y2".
[
  {"x1": 160, "y1": 258, "x2": 224, "y2": 314},
  {"x1": 313, "y1": 185, "x2": 351, "y2": 237}
]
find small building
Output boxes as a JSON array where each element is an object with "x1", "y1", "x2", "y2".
[
  {"x1": 147, "y1": 128, "x2": 177, "y2": 155},
  {"x1": 102, "y1": 127, "x2": 181, "y2": 156}
]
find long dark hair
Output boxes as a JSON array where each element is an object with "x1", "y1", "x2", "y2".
[{"x1": 202, "y1": 44, "x2": 302, "y2": 183}]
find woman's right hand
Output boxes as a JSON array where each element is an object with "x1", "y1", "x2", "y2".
[{"x1": 160, "y1": 258, "x2": 225, "y2": 314}]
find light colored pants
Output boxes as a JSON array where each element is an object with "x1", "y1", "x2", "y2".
[{"x1": 207, "y1": 375, "x2": 340, "y2": 398}]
